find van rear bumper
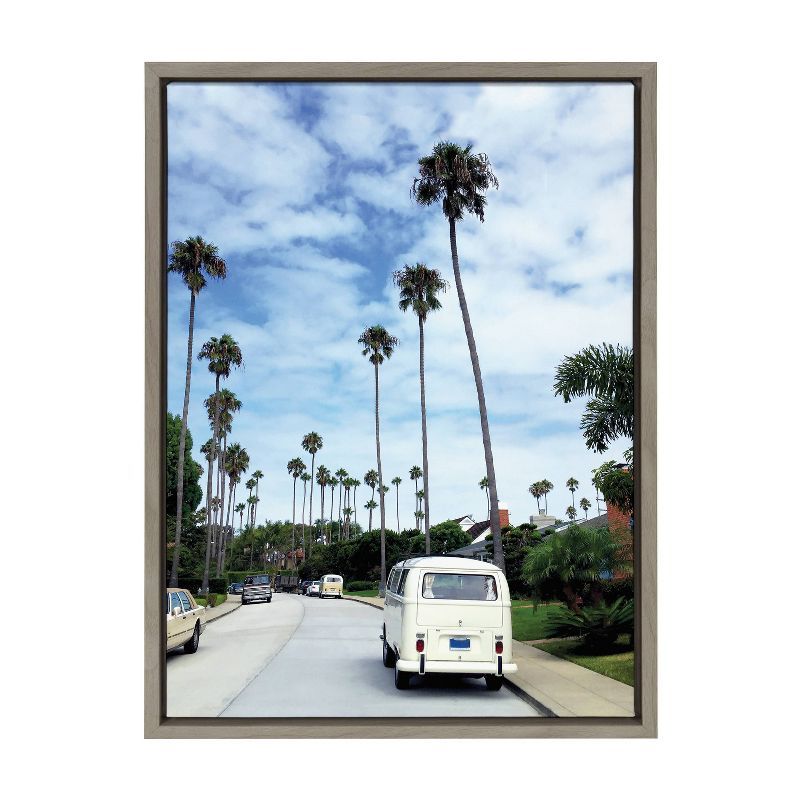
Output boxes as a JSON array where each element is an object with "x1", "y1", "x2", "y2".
[{"x1": 396, "y1": 658, "x2": 517, "y2": 676}]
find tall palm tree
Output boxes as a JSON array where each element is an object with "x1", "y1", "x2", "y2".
[
  {"x1": 480, "y1": 476, "x2": 490, "y2": 520},
  {"x1": 529, "y1": 481, "x2": 543, "y2": 514},
  {"x1": 540, "y1": 479, "x2": 554, "y2": 515},
  {"x1": 566, "y1": 477, "x2": 579, "y2": 511},
  {"x1": 244, "y1": 477, "x2": 256, "y2": 527},
  {"x1": 328, "y1": 477, "x2": 338, "y2": 542},
  {"x1": 235, "y1": 502, "x2": 246, "y2": 534},
  {"x1": 365, "y1": 499, "x2": 378, "y2": 529},
  {"x1": 409, "y1": 466, "x2": 422, "y2": 530},
  {"x1": 393, "y1": 262, "x2": 448, "y2": 554},
  {"x1": 358, "y1": 324, "x2": 398, "y2": 591},
  {"x1": 335, "y1": 468, "x2": 348, "y2": 531},
  {"x1": 580, "y1": 497, "x2": 592, "y2": 520},
  {"x1": 316, "y1": 465, "x2": 330, "y2": 543},
  {"x1": 287, "y1": 457, "x2": 306, "y2": 566},
  {"x1": 300, "y1": 471, "x2": 311, "y2": 556},
  {"x1": 391, "y1": 476, "x2": 402, "y2": 533},
  {"x1": 352, "y1": 479, "x2": 361, "y2": 528},
  {"x1": 343, "y1": 506, "x2": 353, "y2": 537},
  {"x1": 221, "y1": 440, "x2": 248, "y2": 573},
  {"x1": 566, "y1": 505, "x2": 577, "y2": 521},
  {"x1": 412, "y1": 140, "x2": 504, "y2": 571},
  {"x1": 197, "y1": 333, "x2": 243, "y2": 592},
  {"x1": 301, "y1": 432, "x2": 323, "y2": 545},
  {"x1": 364, "y1": 469, "x2": 378, "y2": 530},
  {"x1": 167, "y1": 236, "x2": 227, "y2": 585},
  {"x1": 252, "y1": 469, "x2": 264, "y2": 527}
]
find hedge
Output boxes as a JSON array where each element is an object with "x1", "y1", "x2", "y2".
[
  {"x1": 226, "y1": 569, "x2": 276, "y2": 585},
  {"x1": 174, "y1": 577, "x2": 229, "y2": 595},
  {"x1": 346, "y1": 580, "x2": 378, "y2": 592}
]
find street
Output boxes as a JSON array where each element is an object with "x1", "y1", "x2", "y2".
[{"x1": 167, "y1": 593, "x2": 539, "y2": 718}]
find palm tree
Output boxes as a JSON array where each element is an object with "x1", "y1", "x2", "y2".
[
  {"x1": 328, "y1": 477, "x2": 338, "y2": 542},
  {"x1": 352, "y1": 479, "x2": 361, "y2": 528},
  {"x1": 197, "y1": 333, "x2": 243, "y2": 592},
  {"x1": 391, "y1": 476, "x2": 402, "y2": 533},
  {"x1": 412, "y1": 140, "x2": 504, "y2": 571},
  {"x1": 335, "y1": 468, "x2": 348, "y2": 531},
  {"x1": 365, "y1": 499, "x2": 378, "y2": 528},
  {"x1": 301, "y1": 432, "x2": 323, "y2": 545},
  {"x1": 393, "y1": 262, "x2": 448, "y2": 553},
  {"x1": 235, "y1": 502, "x2": 246, "y2": 534},
  {"x1": 566, "y1": 505, "x2": 577, "y2": 521},
  {"x1": 416, "y1": 489, "x2": 425, "y2": 524},
  {"x1": 566, "y1": 477, "x2": 579, "y2": 511},
  {"x1": 167, "y1": 236, "x2": 227, "y2": 585},
  {"x1": 221, "y1": 440, "x2": 248, "y2": 573},
  {"x1": 300, "y1": 471, "x2": 311, "y2": 556},
  {"x1": 244, "y1": 477, "x2": 256, "y2": 527},
  {"x1": 316, "y1": 465, "x2": 330, "y2": 543},
  {"x1": 540, "y1": 479, "x2": 554, "y2": 515},
  {"x1": 343, "y1": 506, "x2": 353, "y2": 537},
  {"x1": 529, "y1": 481, "x2": 543, "y2": 514},
  {"x1": 480, "y1": 476, "x2": 490, "y2": 520},
  {"x1": 364, "y1": 469, "x2": 378, "y2": 530},
  {"x1": 409, "y1": 466, "x2": 422, "y2": 529},
  {"x1": 287, "y1": 457, "x2": 306, "y2": 566},
  {"x1": 246, "y1": 496, "x2": 257, "y2": 569},
  {"x1": 580, "y1": 497, "x2": 592, "y2": 520},
  {"x1": 252, "y1": 469, "x2": 264, "y2": 527},
  {"x1": 358, "y1": 324, "x2": 398, "y2": 591}
]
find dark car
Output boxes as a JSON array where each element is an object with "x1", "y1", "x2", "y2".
[
  {"x1": 229, "y1": 582, "x2": 244, "y2": 595},
  {"x1": 299, "y1": 579, "x2": 313, "y2": 595}
]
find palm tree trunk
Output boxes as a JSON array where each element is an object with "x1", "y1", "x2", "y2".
[
  {"x1": 308, "y1": 454, "x2": 316, "y2": 554},
  {"x1": 320, "y1": 482, "x2": 326, "y2": 546},
  {"x1": 418, "y1": 315, "x2": 432, "y2": 554},
  {"x1": 291, "y1": 477, "x2": 297, "y2": 568},
  {"x1": 448, "y1": 216, "x2": 504, "y2": 571},
  {"x1": 215, "y1": 435, "x2": 228, "y2": 576},
  {"x1": 353, "y1": 485, "x2": 358, "y2": 528},
  {"x1": 369, "y1": 487, "x2": 375, "y2": 532},
  {"x1": 396, "y1": 488, "x2": 400, "y2": 535},
  {"x1": 170, "y1": 289, "x2": 196, "y2": 585},
  {"x1": 485, "y1": 487, "x2": 490, "y2": 520},
  {"x1": 221, "y1": 480, "x2": 235, "y2": 574},
  {"x1": 374, "y1": 362, "x2": 387, "y2": 592},
  {"x1": 414, "y1": 478, "x2": 419, "y2": 531},
  {"x1": 301, "y1": 481, "x2": 307, "y2": 558},
  {"x1": 202, "y1": 373, "x2": 221, "y2": 593}
]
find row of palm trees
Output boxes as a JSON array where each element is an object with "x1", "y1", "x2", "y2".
[
  {"x1": 168, "y1": 237, "x2": 269, "y2": 590},
  {"x1": 528, "y1": 476, "x2": 602, "y2": 520}
]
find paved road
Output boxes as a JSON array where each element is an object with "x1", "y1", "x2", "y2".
[{"x1": 167, "y1": 592, "x2": 538, "y2": 718}]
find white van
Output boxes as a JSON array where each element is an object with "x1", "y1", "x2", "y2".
[
  {"x1": 319, "y1": 574, "x2": 344, "y2": 598},
  {"x1": 381, "y1": 556, "x2": 517, "y2": 690}
]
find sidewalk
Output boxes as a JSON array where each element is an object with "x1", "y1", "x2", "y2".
[
  {"x1": 203, "y1": 594, "x2": 242, "y2": 624},
  {"x1": 342, "y1": 594, "x2": 634, "y2": 717}
]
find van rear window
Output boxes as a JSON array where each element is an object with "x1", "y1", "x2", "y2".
[{"x1": 422, "y1": 573, "x2": 498, "y2": 601}]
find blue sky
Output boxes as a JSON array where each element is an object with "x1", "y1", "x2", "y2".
[{"x1": 167, "y1": 81, "x2": 633, "y2": 529}]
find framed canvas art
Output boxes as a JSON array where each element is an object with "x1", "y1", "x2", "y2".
[{"x1": 144, "y1": 62, "x2": 656, "y2": 738}]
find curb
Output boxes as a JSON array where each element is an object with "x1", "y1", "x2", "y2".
[
  {"x1": 342, "y1": 595, "x2": 557, "y2": 715},
  {"x1": 205, "y1": 600, "x2": 242, "y2": 625}
]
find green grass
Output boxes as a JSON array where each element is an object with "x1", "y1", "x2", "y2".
[
  {"x1": 510, "y1": 602, "x2": 564, "y2": 641},
  {"x1": 194, "y1": 593, "x2": 227, "y2": 608},
  {"x1": 533, "y1": 637, "x2": 634, "y2": 686},
  {"x1": 344, "y1": 589, "x2": 380, "y2": 597}
]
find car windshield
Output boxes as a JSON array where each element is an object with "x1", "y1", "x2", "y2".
[
  {"x1": 245, "y1": 575, "x2": 270, "y2": 585},
  {"x1": 422, "y1": 573, "x2": 498, "y2": 601}
]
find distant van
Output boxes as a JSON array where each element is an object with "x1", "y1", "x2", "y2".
[
  {"x1": 320, "y1": 574, "x2": 344, "y2": 598},
  {"x1": 381, "y1": 556, "x2": 517, "y2": 690}
]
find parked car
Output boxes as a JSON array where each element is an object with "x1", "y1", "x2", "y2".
[
  {"x1": 242, "y1": 574, "x2": 273, "y2": 605},
  {"x1": 307, "y1": 580, "x2": 321, "y2": 597},
  {"x1": 381, "y1": 556, "x2": 517, "y2": 691},
  {"x1": 166, "y1": 588, "x2": 206, "y2": 654},
  {"x1": 228, "y1": 582, "x2": 243, "y2": 595},
  {"x1": 319, "y1": 574, "x2": 344, "y2": 599},
  {"x1": 299, "y1": 580, "x2": 313, "y2": 595}
]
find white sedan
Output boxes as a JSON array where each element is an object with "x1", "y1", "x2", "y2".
[{"x1": 307, "y1": 581, "x2": 321, "y2": 597}]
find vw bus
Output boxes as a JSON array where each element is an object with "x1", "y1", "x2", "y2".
[
  {"x1": 380, "y1": 556, "x2": 517, "y2": 690},
  {"x1": 319, "y1": 574, "x2": 344, "y2": 598}
]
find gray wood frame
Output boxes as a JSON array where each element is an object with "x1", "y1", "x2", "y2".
[{"x1": 145, "y1": 62, "x2": 656, "y2": 738}]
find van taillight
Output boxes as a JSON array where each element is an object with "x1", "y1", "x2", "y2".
[
  {"x1": 416, "y1": 639, "x2": 425, "y2": 653},
  {"x1": 495, "y1": 641, "x2": 504, "y2": 654}
]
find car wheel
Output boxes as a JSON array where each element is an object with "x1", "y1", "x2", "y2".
[
  {"x1": 184, "y1": 623, "x2": 200, "y2": 654},
  {"x1": 267, "y1": 597, "x2": 272, "y2": 603},
  {"x1": 382, "y1": 630, "x2": 396, "y2": 668},
  {"x1": 394, "y1": 661, "x2": 411, "y2": 690},
  {"x1": 485, "y1": 675, "x2": 503, "y2": 691},
  {"x1": 241, "y1": 599, "x2": 247, "y2": 605}
]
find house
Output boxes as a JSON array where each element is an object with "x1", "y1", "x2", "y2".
[
  {"x1": 448, "y1": 504, "x2": 510, "y2": 561},
  {"x1": 452, "y1": 515, "x2": 478, "y2": 534}
]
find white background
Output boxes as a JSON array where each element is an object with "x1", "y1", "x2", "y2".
[{"x1": 3, "y1": 0, "x2": 798, "y2": 794}]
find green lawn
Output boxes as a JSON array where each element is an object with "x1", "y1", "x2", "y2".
[
  {"x1": 195, "y1": 593, "x2": 227, "y2": 608},
  {"x1": 533, "y1": 637, "x2": 634, "y2": 686},
  {"x1": 344, "y1": 589, "x2": 380, "y2": 597},
  {"x1": 510, "y1": 601, "x2": 564, "y2": 641}
]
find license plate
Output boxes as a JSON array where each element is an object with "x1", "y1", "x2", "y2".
[{"x1": 449, "y1": 637, "x2": 470, "y2": 650}]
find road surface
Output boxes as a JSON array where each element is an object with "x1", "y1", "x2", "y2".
[{"x1": 167, "y1": 592, "x2": 539, "y2": 718}]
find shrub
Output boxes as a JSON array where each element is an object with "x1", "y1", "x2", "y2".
[
  {"x1": 543, "y1": 597, "x2": 634, "y2": 650},
  {"x1": 593, "y1": 575, "x2": 634, "y2": 604},
  {"x1": 347, "y1": 580, "x2": 378, "y2": 592}
]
